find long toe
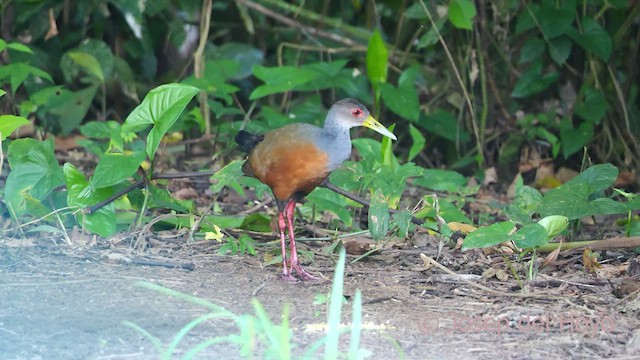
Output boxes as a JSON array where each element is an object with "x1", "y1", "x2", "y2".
[
  {"x1": 291, "y1": 262, "x2": 318, "y2": 281},
  {"x1": 281, "y1": 273, "x2": 298, "y2": 282}
]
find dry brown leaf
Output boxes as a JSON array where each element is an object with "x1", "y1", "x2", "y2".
[
  {"x1": 482, "y1": 167, "x2": 498, "y2": 186},
  {"x1": 627, "y1": 257, "x2": 640, "y2": 278},
  {"x1": 448, "y1": 222, "x2": 477, "y2": 234},
  {"x1": 45, "y1": 8, "x2": 59, "y2": 40},
  {"x1": 174, "y1": 187, "x2": 198, "y2": 200},
  {"x1": 344, "y1": 237, "x2": 374, "y2": 255},
  {"x1": 582, "y1": 249, "x2": 601, "y2": 273},
  {"x1": 540, "y1": 241, "x2": 562, "y2": 270}
]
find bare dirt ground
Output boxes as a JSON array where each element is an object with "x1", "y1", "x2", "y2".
[{"x1": 1, "y1": 234, "x2": 639, "y2": 360}]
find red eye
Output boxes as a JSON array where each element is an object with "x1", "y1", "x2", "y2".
[{"x1": 352, "y1": 108, "x2": 362, "y2": 117}]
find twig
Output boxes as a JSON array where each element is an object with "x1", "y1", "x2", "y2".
[
  {"x1": 235, "y1": 0, "x2": 357, "y2": 46},
  {"x1": 86, "y1": 171, "x2": 215, "y2": 214},
  {"x1": 321, "y1": 180, "x2": 426, "y2": 225},
  {"x1": 420, "y1": 253, "x2": 563, "y2": 299},
  {"x1": 129, "y1": 258, "x2": 195, "y2": 271}
]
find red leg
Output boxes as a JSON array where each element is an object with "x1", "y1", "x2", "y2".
[
  {"x1": 278, "y1": 211, "x2": 296, "y2": 282},
  {"x1": 284, "y1": 200, "x2": 317, "y2": 280}
]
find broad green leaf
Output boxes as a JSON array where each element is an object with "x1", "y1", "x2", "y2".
[
  {"x1": 44, "y1": 85, "x2": 98, "y2": 135},
  {"x1": 0, "y1": 89, "x2": 5, "y2": 97},
  {"x1": 504, "y1": 185, "x2": 542, "y2": 224},
  {"x1": 538, "y1": 164, "x2": 623, "y2": 219},
  {"x1": 305, "y1": 188, "x2": 353, "y2": 226},
  {"x1": 417, "y1": 18, "x2": 446, "y2": 49},
  {"x1": 6, "y1": 42, "x2": 33, "y2": 54},
  {"x1": 418, "y1": 109, "x2": 471, "y2": 142},
  {"x1": 64, "y1": 163, "x2": 116, "y2": 237},
  {"x1": 518, "y1": 38, "x2": 545, "y2": 64},
  {"x1": 575, "y1": 87, "x2": 606, "y2": 124},
  {"x1": 90, "y1": 151, "x2": 146, "y2": 189},
  {"x1": 211, "y1": 160, "x2": 246, "y2": 195},
  {"x1": 293, "y1": 60, "x2": 350, "y2": 92},
  {"x1": 368, "y1": 189, "x2": 389, "y2": 241},
  {"x1": 560, "y1": 121, "x2": 593, "y2": 158},
  {"x1": 408, "y1": 124, "x2": 425, "y2": 162},
  {"x1": 0, "y1": 115, "x2": 29, "y2": 140},
  {"x1": 0, "y1": 62, "x2": 53, "y2": 93},
  {"x1": 462, "y1": 221, "x2": 519, "y2": 250},
  {"x1": 366, "y1": 29, "x2": 388, "y2": 87},
  {"x1": 60, "y1": 39, "x2": 114, "y2": 83},
  {"x1": 5, "y1": 138, "x2": 64, "y2": 217},
  {"x1": 567, "y1": 17, "x2": 612, "y2": 61},
  {"x1": 511, "y1": 61, "x2": 559, "y2": 98},
  {"x1": 122, "y1": 83, "x2": 199, "y2": 160},
  {"x1": 414, "y1": 169, "x2": 467, "y2": 193},
  {"x1": 538, "y1": 3, "x2": 575, "y2": 39},
  {"x1": 68, "y1": 51, "x2": 104, "y2": 82},
  {"x1": 381, "y1": 83, "x2": 420, "y2": 122},
  {"x1": 537, "y1": 215, "x2": 568, "y2": 239},
  {"x1": 513, "y1": 223, "x2": 548, "y2": 249},
  {"x1": 392, "y1": 210, "x2": 413, "y2": 238},
  {"x1": 146, "y1": 185, "x2": 193, "y2": 213},
  {"x1": 239, "y1": 213, "x2": 272, "y2": 233},
  {"x1": 448, "y1": 0, "x2": 476, "y2": 30},
  {"x1": 415, "y1": 196, "x2": 471, "y2": 224},
  {"x1": 249, "y1": 65, "x2": 318, "y2": 100},
  {"x1": 548, "y1": 36, "x2": 572, "y2": 65}
]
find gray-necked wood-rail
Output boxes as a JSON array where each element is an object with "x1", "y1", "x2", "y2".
[{"x1": 235, "y1": 98, "x2": 397, "y2": 281}]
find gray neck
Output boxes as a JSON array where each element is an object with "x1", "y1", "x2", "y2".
[{"x1": 318, "y1": 116, "x2": 352, "y2": 171}]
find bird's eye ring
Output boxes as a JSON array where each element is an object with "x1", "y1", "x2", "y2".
[{"x1": 352, "y1": 108, "x2": 362, "y2": 117}]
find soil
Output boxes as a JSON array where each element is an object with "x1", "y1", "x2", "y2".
[{"x1": 1, "y1": 234, "x2": 639, "y2": 360}]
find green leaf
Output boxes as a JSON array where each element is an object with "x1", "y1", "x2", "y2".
[
  {"x1": 67, "y1": 51, "x2": 105, "y2": 82},
  {"x1": 408, "y1": 124, "x2": 425, "y2": 162},
  {"x1": 392, "y1": 210, "x2": 413, "y2": 238},
  {"x1": 511, "y1": 61, "x2": 559, "y2": 98},
  {"x1": 418, "y1": 109, "x2": 471, "y2": 142},
  {"x1": 44, "y1": 85, "x2": 98, "y2": 135},
  {"x1": 537, "y1": 215, "x2": 569, "y2": 239},
  {"x1": 368, "y1": 189, "x2": 389, "y2": 241},
  {"x1": 414, "y1": 169, "x2": 467, "y2": 193},
  {"x1": 5, "y1": 138, "x2": 65, "y2": 217},
  {"x1": 560, "y1": 120, "x2": 593, "y2": 158},
  {"x1": 504, "y1": 185, "x2": 543, "y2": 224},
  {"x1": 538, "y1": 2, "x2": 575, "y2": 39},
  {"x1": 0, "y1": 62, "x2": 53, "y2": 93},
  {"x1": 567, "y1": 17, "x2": 612, "y2": 61},
  {"x1": 513, "y1": 223, "x2": 548, "y2": 249},
  {"x1": 548, "y1": 36, "x2": 572, "y2": 65},
  {"x1": 146, "y1": 185, "x2": 193, "y2": 213},
  {"x1": 60, "y1": 39, "x2": 114, "y2": 83},
  {"x1": 6, "y1": 42, "x2": 33, "y2": 54},
  {"x1": 538, "y1": 164, "x2": 624, "y2": 219},
  {"x1": 211, "y1": 160, "x2": 246, "y2": 195},
  {"x1": 366, "y1": 29, "x2": 388, "y2": 87},
  {"x1": 575, "y1": 87, "x2": 607, "y2": 124},
  {"x1": 305, "y1": 188, "x2": 353, "y2": 226},
  {"x1": 0, "y1": 115, "x2": 30, "y2": 140},
  {"x1": 462, "y1": 221, "x2": 519, "y2": 250},
  {"x1": 64, "y1": 164, "x2": 116, "y2": 237},
  {"x1": 380, "y1": 83, "x2": 420, "y2": 122},
  {"x1": 448, "y1": 0, "x2": 476, "y2": 30},
  {"x1": 518, "y1": 38, "x2": 545, "y2": 64},
  {"x1": 90, "y1": 151, "x2": 146, "y2": 189},
  {"x1": 122, "y1": 83, "x2": 199, "y2": 160},
  {"x1": 249, "y1": 65, "x2": 318, "y2": 100}
]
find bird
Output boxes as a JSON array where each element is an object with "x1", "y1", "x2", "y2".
[{"x1": 235, "y1": 98, "x2": 397, "y2": 281}]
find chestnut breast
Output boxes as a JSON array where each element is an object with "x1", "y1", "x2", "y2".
[{"x1": 246, "y1": 123, "x2": 330, "y2": 202}]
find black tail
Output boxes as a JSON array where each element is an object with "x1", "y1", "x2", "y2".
[{"x1": 235, "y1": 130, "x2": 264, "y2": 153}]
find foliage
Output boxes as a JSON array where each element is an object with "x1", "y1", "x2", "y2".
[
  {"x1": 0, "y1": 1, "x2": 638, "y2": 279},
  {"x1": 124, "y1": 248, "x2": 371, "y2": 359}
]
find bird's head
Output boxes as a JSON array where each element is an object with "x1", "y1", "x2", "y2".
[{"x1": 329, "y1": 98, "x2": 397, "y2": 141}]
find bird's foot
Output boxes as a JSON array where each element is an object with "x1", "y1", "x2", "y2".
[
  {"x1": 281, "y1": 273, "x2": 298, "y2": 282},
  {"x1": 290, "y1": 262, "x2": 318, "y2": 281}
]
